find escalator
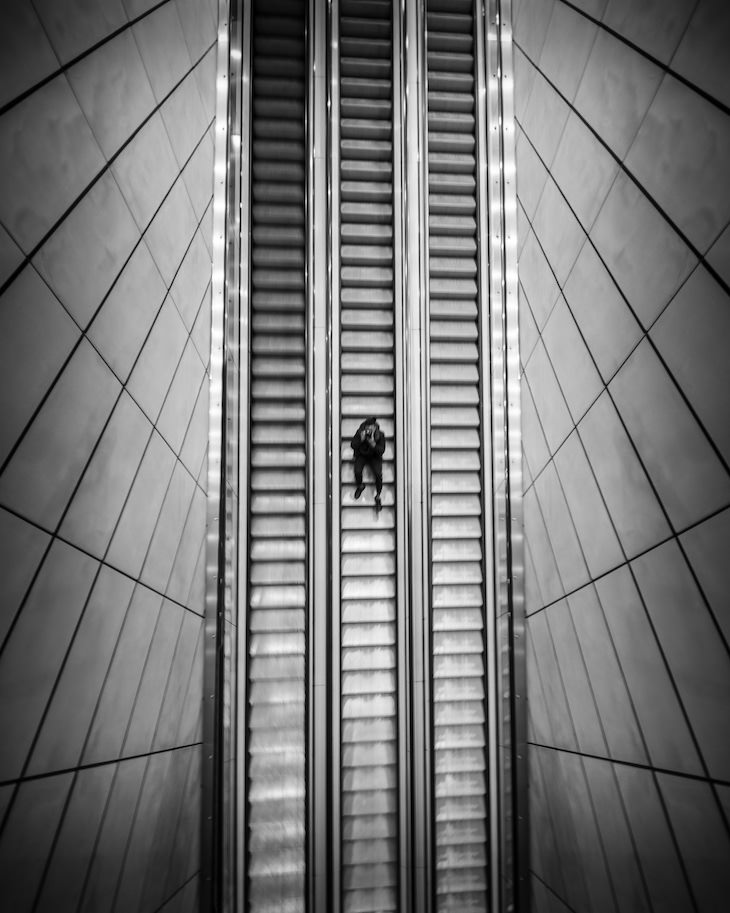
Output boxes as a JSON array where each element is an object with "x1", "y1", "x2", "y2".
[
  {"x1": 247, "y1": 2, "x2": 307, "y2": 910},
  {"x1": 338, "y1": 1, "x2": 400, "y2": 910},
  {"x1": 426, "y1": 2, "x2": 489, "y2": 911}
]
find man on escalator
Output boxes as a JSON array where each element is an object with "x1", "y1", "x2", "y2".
[{"x1": 351, "y1": 416, "x2": 385, "y2": 513}]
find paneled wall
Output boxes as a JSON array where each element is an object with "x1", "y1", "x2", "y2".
[
  {"x1": 513, "y1": 0, "x2": 730, "y2": 910},
  {"x1": 0, "y1": 2, "x2": 218, "y2": 911}
]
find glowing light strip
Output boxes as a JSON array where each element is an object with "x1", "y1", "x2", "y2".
[
  {"x1": 328, "y1": 1, "x2": 343, "y2": 907},
  {"x1": 403, "y1": 0, "x2": 432, "y2": 909},
  {"x1": 202, "y1": 1, "x2": 245, "y2": 909},
  {"x1": 202, "y1": 3, "x2": 231, "y2": 908},
  {"x1": 484, "y1": 0, "x2": 527, "y2": 909}
]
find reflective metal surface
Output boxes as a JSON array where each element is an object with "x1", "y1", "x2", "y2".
[
  {"x1": 484, "y1": 0, "x2": 526, "y2": 909},
  {"x1": 203, "y1": 1, "x2": 238, "y2": 910}
]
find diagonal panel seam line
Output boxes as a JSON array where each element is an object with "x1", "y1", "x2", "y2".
[
  {"x1": 513, "y1": 39, "x2": 730, "y2": 301},
  {"x1": 0, "y1": 36, "x2": 217, "y2": 302},
  {"x1": 528, "y1": 740, "x2": 730, "y2": 790},
  {"x1": 530, "y1": 869, "x2": 581, "y2": 913},
  {"x1": 0, "y1": 0, "x2": 173, "y2": 119},
  {"x1": 523, "y1": 497, "x2": 730, "y2": 619},
  {"x1": 150, "y1": 868, "x2": 199, "y2": 913},
  {"x1": 518, "y1": 192, "x2": 730, "y2": 804},
  {"x1": 0, "y1": 277, "x2": 204, "y2": 670},
  {"x1": 522, "y1": 341, "x2": 730, "y2": 774},
  {"x1": 1, "y1": 365, "x2": 203, "y2": 847},
  {"x1": 0, "y1": 498, "x2": 207, "y2": 672},
  {"x1": 0, "y1": 739, "x2": 202, "y2": 811},
  {"x1": 0, "y1": 140, "x2": 215, "y2": 495},
  {"x1": 556, "y1": 0, "x2": 728, "y2": 118},
  {"x1": 519, "y1": 264, "x2": 730, "y2": 665},
  {"x1": 515, "y1": 119, "x2": 730, "y2": 484},
  {"x1": 135, "y1": 741, "x2": 196, "y2": 910}
]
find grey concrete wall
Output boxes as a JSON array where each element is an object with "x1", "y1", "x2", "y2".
[
  {"x1": 0, "y1": 2, "x2": 218, "y2": 911},
  {"x1": 513, "y1": 1, "x2": 730, "y2": 910}
]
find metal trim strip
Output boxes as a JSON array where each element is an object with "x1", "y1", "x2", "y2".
[
  {"x1": 391, "y1": 0, "x2": 412, "y2": 908},
  {"x1": 202, "y1": 0, "x2": 245, "y2": 909},
  {"x1": 496, "y1": 2, "x2": 528, "y2": 906},
  {"x1": 402, "y1": 0, "x2": 433, "y2": 909},
  {"x1": 483, "y1": 0, "x2": 527, "y2": 908},
  {"x1": 308, "y1": 1, "x2": 331, "y2": 911},
  {"x1": 329, "y1": 1, "x2": 343, "y2": 907},
  {"x1": 473, "y1": 0, "x2": 501, "y2": 909}
]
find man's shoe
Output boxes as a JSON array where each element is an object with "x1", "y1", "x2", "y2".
[
  {"x1": 375, "y1": 495, "x2": 382, "y2": 513},
  {"x1": 354, "y1": 483, "x2": 365, "y2": 499}
]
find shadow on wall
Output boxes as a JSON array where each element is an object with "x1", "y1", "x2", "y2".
[
  {"x1": 0, "y1": 1, "x2": 218, "y2": 910},
  {"x1": 513, "y1": 0, "x2": 730, "y2": 910}
]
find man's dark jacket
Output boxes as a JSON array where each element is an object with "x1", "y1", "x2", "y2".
[{"x1": 350, "y1": 417, "x2": 386, "y2": 458}]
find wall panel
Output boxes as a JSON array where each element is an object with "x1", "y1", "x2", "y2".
[
  {"x1": 515, "y1": 0, "x2": 730, "y2": 909},
  {"x1": 0, "y1": 1, "x2": 218, "y2": 909}
]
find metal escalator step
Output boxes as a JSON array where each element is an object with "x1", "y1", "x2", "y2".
[
  {"x1": 253, "y1": 139, "x2": 304, "y2": 162},
  {"x1": 252, "y1": 290, "x2": 305, "y2": 311},
  {"x1": 251, "y1": 469, "x2": 306, "y2": 491},
  {"x1": 340, "y1": 16, "x2": 392, "y2": 39},
  {"x1": 431, "y1": 471, "x2": 481, "y2": 493},
  {"x1": 429, "y1": 259, "x2": 477, "y2": 281},
  {"x1": 251, "y1": 358, "x2": 305, "y2": 379},
  {"x1": 428, "y1": 90, "x2": 474, "y2": 113},
  {"x1": 341, "y1": 0, "x2": 392, "y2": 18},
  {"x1": 252, "y1": 203, "x2": 305, "y2": 225},
  {"x1": 428, "y1": 172, "x2": 476, "y2": 195},
  {"x1": 428, "y1": 151, "x2": 476, "y2": 174},
  {"x1": 252, "y1": 335, "x2": 305, "y2": 356},
  {"x1": 427, "y1": 50, "x2": 474, "y2": 73},
  {"x1": 341, "y1": 37, "x2": 391, "y2": 60},
  {"x1": 341, "y1": 138, "x2": 392, "y2": 161},
  {"x1": 341, "y1": 117, "x2": 392, "y2": 141},
  {"x1": 341, "y1": 601, "x2": 396, "y2": 627},
  {"x1": 251, "y1": 402, "x2": 306, "y2": 424},
  {"x1": 341, "y1": 57, "x2": 391, "y2": 80},
  {"x1": 253, "y1": 160, "x2": 306, "y2": 183},
  {"x1": 250, "y1": 515, "x2": 306, "y2": 538},
  {"x1": 432, "y1": 539, "x2": 482, "y2": 562},
  {"x1": 429, "y1": 234, "x2": 477, "y2": 256},
  {"x1": 251, "y1": 447, "x2": 305, "y2": 470},
  {"x1": 341, "y1": 97, "x2": 393, "y2": 119},
  {"x1": 340, "y1": 352, "x2": 393, "y2": 374},
  {"x1": 250, "y1": 611, "x2": 306, "y2": 638},
  {"x1": 251, "y1": 314, "x2": 305, "y2": 337},
  {"x1": 431, "y1": 384, "x2": 479, "y2": 405},
  {"x1": 341, "y1": 309, "x2": 393, "y2": 331},
  {"x1": 252, "y1": 268, "x2": 304, "y2": 291},
  {"x1": 254, "y1": 117, "x2": 305, "y2": 140},
  {"x1": 341, "y1": 159, "x2": 393, "y2": 182},
  {"x1": 427, "y1": 70, "x2": 474, "y2": 93},
  {"x1": 341, "y1": 244, "x2": 392, "y2": 265},
  {"x1": 254, "y1": 75, "x2": 305, "y2": 97},
  {"x1": 341, "y1": 200, "x2": 393, "y2": 223},
  {"x1": 342, "y1": 76, "x2": 392, "y2": 99},
  {"x1": 252, "y1": 224, "x2": 305, "y2": 247},
  {"x1": 427, "y1": 11, "x2": 472, "y2": 32},
  {"x1": 430, "y1": 405, "x2": 480, "y2": 427},
  {"x1": 341, "y1": 287, "x2": 393, "y2": 308}
]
